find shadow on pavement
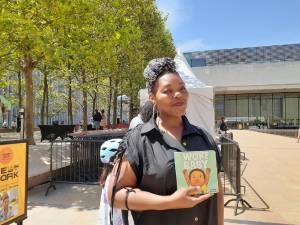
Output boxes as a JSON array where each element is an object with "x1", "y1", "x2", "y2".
[
  {"x1": 224, "y1": 176, "x2": 270, "y2": 216},
  {"x1": 27, "y1": 183, "x2": 100, "y2": 211}
]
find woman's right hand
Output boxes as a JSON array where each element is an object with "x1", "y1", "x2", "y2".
[{"x1": 167, "y1": 186, "x2": 213, "y2": 209}]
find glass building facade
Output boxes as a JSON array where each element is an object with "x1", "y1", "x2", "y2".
[
  {"x1": 215, "y1": 93, "x2": 300, "y2": 129},
  {"x1": 183, "y1": 43, "x2": 300, "y2": 129}
]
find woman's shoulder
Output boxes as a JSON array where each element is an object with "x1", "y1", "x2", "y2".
[
  {"x1": 184, "y1": 119, "x2": 218, "y2": 149},
  {"x1": 127, "y1": 123, "x2": 144, "y2": 136},
  {"x1": 184, "y1": 118, "x2": 210, "y2": 137},
  {"x1": 121, "y1": 124, "x2": 144, "y2": 148},
  {"x1": 194, "y1": 125, "x2": 212, "y2": 137}
]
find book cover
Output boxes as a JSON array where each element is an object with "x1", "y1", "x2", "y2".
[{"x1": 174, "y1": 150, "x2": 219, "y2": 195}]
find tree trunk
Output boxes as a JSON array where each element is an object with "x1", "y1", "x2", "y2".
[
  {"x1": 18, "y1": 71, "x2": 22, "y2": 108},
  {"x1": 23, "y1": 54, "x2": 36, "y2": 145},
  {"x1": 129, "y1": 79, "x2": 134, "y2": 121},
  {"x1": 67, "y1": 74, "x2": 73, "y2": 124},
  {"x1": 40, "y1": 70, "x2": 48, "y2": 125},
  {"x1": 112, "y1": 79, "x2": 119, "y2": 126},
  {"x1": 92, "y1": 78, "x2": 98, "y2": 113},
  {"x1": 128, "y1": 80, "x2": 134, "y2": 121},
  {"x1": 82, "y1": 70, "x2": 88, "y2": 131},
  {"x1": 129, "y1": 90, "x2": 134, "y2": 121},
  {"x1": 119, "y1": 81, "x2": 122, "y2": 123},
  {"x1": 107, "y1": 77, "x2": 112, "y2": 127},
  {"x1": 92, "y1": 92, "x2": 97, "y2": 113},
  {"x1": 46, "y1": 83, "x2": 49, "y2": 125}
]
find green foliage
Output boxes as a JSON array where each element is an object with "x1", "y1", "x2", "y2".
[{"x1": 0, "y1": 0, "x2": 176, "y2": 124}]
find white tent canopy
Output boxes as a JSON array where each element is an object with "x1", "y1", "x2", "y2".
[
  {"x1": 139, "y1": 50, "x2": 215, "y2": 136},
  {"x1": 175, "y1": 50, "x2": 215, "y2": 136}
]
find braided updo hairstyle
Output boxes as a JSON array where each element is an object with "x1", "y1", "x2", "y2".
[{"x1": 143, "y1": 57, "x2": 179, "y2": 93}]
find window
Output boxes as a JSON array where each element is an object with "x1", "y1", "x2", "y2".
[
  {"x1": 225, "y1": 95, "x2": 237, "y2": 128},
  {"x1": 273, "y1": 93, "x2": 285, "y2": 126},
  {"x1": 261, "y1": 94, "x2": 272, "y2": 128},
  {"x1": 236, "y1": 95, "x2": 249, "y2": 128},
  {"x1": 215, "y1": 95, "x2": 224, "y2": 121},
  {"x1": 285, "y1": 93, "x2": 299, "y2": 126},
  {"x1": 249, "y1": 94, "x2": 261, "y2": 126}
]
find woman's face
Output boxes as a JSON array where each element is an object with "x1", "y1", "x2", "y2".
[{"x1": 150, "y1": 73, "x2": 188, "y2": 118}]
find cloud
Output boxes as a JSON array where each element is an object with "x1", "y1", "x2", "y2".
[
  {"x1": 177, "y1": 39, "x2": 206, "y2": 52},
  {"x1": 156, "y1": 0, "x2": 191, "y2": 31}
]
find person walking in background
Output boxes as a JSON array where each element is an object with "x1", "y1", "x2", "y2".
[
  {"x1": 108, "y1": 57, "x2": 224, "y2": 225},
  {"x1": 11, "y1": 121, "x2": 17, "y2": 130},
  {"x1": 93, "y1": 109, "x2": 102, "y2": 130},
  {"x1": 220, "y1": 117, "x2": 228, "y2": 133},
  {"x1": 128, "y1": 101, "x2": 153, "y2": 130},
  {"x1": 100, "y1": 109, "x2": 107, "y2": 130},
  {"x1": 2, "y1": 121, "x2": 8, "y2": 128}
]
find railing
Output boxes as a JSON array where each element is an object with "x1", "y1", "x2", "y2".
[
  {"x1": 251, "y1": 128, "x2": 298, "y2": 138},
  {"x1": 219, "y1": 135, "x2": 251, "y2": 215},
  {"x1": 50, "y1": 139, "x2": 103, "y2": 183},
  {"x1": 44, "y1": 129, "x2": 127, "y2": 195}
]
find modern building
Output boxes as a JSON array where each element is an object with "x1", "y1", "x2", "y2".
[{"x1": 184, "y1": 43, "x2": 300, "y2": 129}]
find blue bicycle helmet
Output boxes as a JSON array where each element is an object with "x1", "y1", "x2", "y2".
[{"x1": 100, "y1": 138, "x2": 123, "y2": 164}]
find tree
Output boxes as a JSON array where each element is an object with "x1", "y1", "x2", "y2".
[
  {"x1": 110, "y1": 0, "x2": 176, "y2": 120},
  {"x1": 0, "y1": 0, "x2": 62, "y2": 144},
  {"x1": 0, "y1": 0, "x2": 176, "y2": 135}
]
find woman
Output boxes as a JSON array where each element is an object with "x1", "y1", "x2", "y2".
[{"x1": 108, "y1": 58, "x2": 224, "y2": 225}]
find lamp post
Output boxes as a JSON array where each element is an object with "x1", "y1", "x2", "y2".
[{"x1": 19, "y1": 108, "x2": 25, "y2": 140}]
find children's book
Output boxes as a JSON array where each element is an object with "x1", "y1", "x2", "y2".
[{"x1": 174, "y1": 150, "x2": 218, "y2": 195}]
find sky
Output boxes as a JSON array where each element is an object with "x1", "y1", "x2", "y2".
[{"x1": 156, "y1": 0, "x2": 300, "y2": 52}]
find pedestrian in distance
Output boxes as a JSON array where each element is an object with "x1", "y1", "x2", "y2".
[
  {"x1": 219, "y1": 117, "x2": 228, "y2": 133},
  {"x1": 108, "y1": 57, "x2": 224, "y2": 225},
  {"x1": 11, "y1": 121, "x2": 17, "y2": 130},
  {"x1": 2, "y1": 121, "x2": 8, "y2": 128},
  {"x1": 93, "y1": 109, "x2": 102, "y2": 130}
]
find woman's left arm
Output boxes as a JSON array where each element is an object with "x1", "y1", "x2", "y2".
[{"x1": 217, "y1": 174, "x2": 224, "y2": 225}]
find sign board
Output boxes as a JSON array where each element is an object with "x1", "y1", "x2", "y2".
[{"x1": 0, "y1": 141, "x2": 28, "y2": 225}]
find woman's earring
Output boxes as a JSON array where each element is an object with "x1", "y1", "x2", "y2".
[
  {"x1": 152, "y1": 104, "x2": 156, "y2": 118},
  {"x1": 152, "y1": 104, "x2": 158, "y2": 118}
]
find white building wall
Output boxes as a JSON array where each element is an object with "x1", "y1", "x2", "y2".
[{"x1": 192, "y1": 61, "x2": 300, "y2": 94}]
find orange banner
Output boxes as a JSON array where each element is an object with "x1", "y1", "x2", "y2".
[{"x1": 0, "y1": 142, "x2": 27, "y2": 225}]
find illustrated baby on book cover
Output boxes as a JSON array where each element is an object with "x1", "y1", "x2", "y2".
[{"x1": 174, "y1": 150, "x2": 219, "y2": 195}]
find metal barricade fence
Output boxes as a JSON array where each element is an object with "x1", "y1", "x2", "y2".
[
  {"x1": 48, "y1": 129, "x2": 127, "y2": 185},
  {"x1": 219, "y1": 135, "x2": 251, "y2": 215},
  {"x1": 50, "y1": 139, "x2": 103, "y2": 183},
  {"x1": 251, "y1": 128, "x2": 298, "y2": 138}
]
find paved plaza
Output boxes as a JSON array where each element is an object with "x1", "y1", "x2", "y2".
[{"x1": 1, "y1": 130, "x2": 299, "y2": 225}]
